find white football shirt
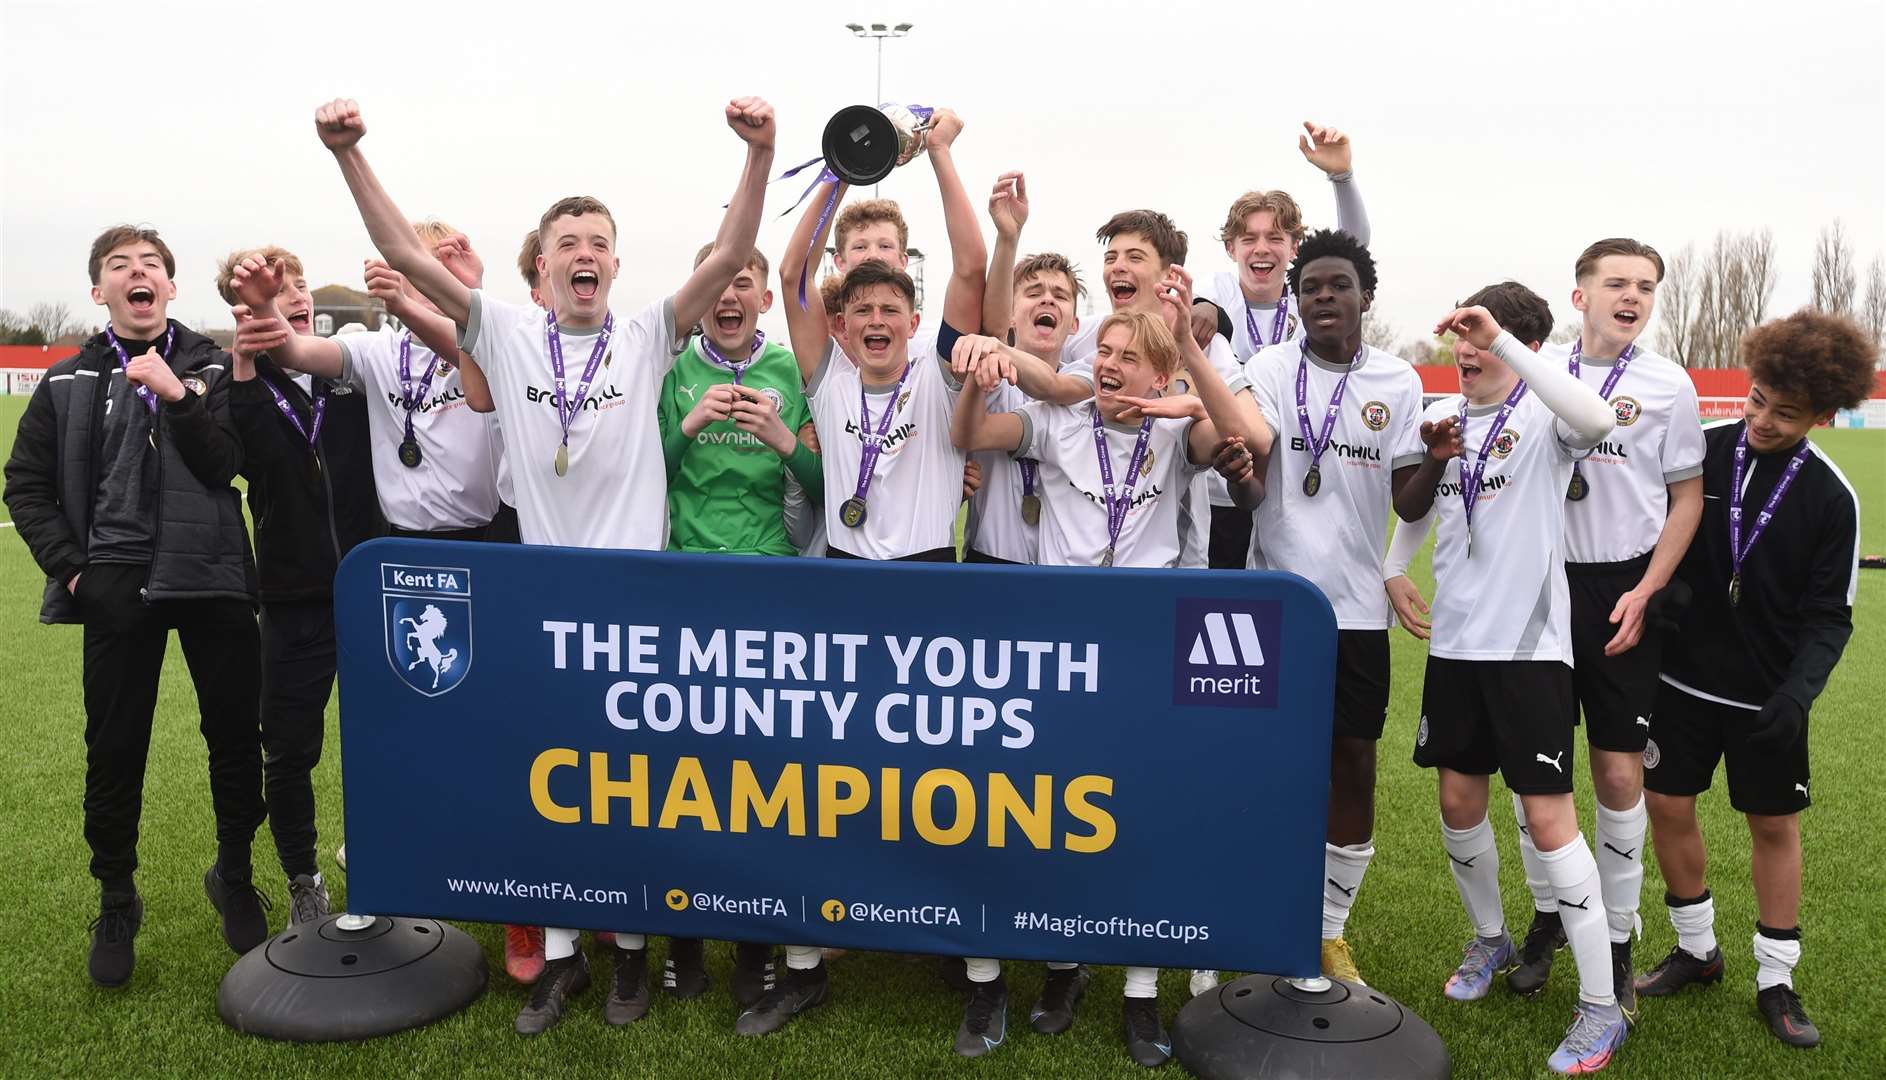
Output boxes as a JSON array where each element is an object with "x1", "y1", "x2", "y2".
[
  {"x1": 965, "y1": 380, "x2": 1041, "y2": 564},
  {"x1": 459, "y1": 291, "x2": 680, "y2": 550},
  {"x1": 1540, "y1": 342, "x2": 1706, "y2": 564},
  {"x1": 1013, "y1": 402, "x2": 1202, "y2": 568},
  {"x1": 1242, "y1": 341, "x2": 1426, "y2": 629},
  {"x1": 1205, "y1": 271, "x2": 1304, "y2": 361},
  {"x1": 338, "y1": 325, "x2": 500, "y2": 532},
  {"x1": 807, "y1": 338, "x2": 966, "y2": 559},
  {"x1": 1423, "y1": 387, "x2": 1582, "y2": 663}
]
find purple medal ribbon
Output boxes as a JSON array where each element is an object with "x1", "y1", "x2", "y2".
[
  {"x1": 545, "y1": 309, "x2": 615, "y2": 450},
  {"x1": 104, "y1": 324, "x2": 175, "y2": 418},
  {"x1": 1727, "y1": 425, "x2": 1809, "y2": 606},
  {"x1": 1092, "y1": 405, "x2": 1154, "y2": 562},
  {"x1": 1565, "y1": 338, "x2": 1635, "y2": 492},
  {"x1": 851, "y1": 361, "x2": 915, "y2": 504},
  {"x1": 699, "y1": 329, "x2": 766, "y2": 384},
  {"x1": 1243, "y1": 293, "x2": 1291, "y2": 353},
  {"x1": 1295, "y1": 339, "x2": 1360, "y2": 482},
  {"x1": 396, "y1": 333, "x2": 440, "y2": 444},
  {"x1": 1019, "y1": 458, "x2": 1038, "y2": 499},
  {"x1": 1456, "y1": 380, "x2": 1528, "y2": 557},
  {"x1": 262, "y1": 373, "x2": 329, "y2": 452}
]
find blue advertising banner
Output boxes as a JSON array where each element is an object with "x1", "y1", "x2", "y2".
[{"x1": 335, "y1": 539, "x2": 1336, "y2": 976}]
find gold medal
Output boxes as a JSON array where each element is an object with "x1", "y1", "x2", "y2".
[
  {"x1": 1100, "y1": 547, "x2": 1114, "y2": 568},
  {"x1": 1021, "y1": 494, "x2": 1041, "y2": 526},
  {"x1": 1302, "y1": 464, "x2": 1322, "y2": 498},
  {"x1": 840, "y1": 496, "x2": 868, "y2": 528},
  {"x1": 1567, "y1": 471, "x2": 1589, "y2": 502},
  {"x1": 554, "y1": 444, "x2": 569, "y2": 477}
]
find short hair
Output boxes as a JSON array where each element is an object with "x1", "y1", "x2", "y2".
[
  {"x1": 1095, "y1": 310, "x2": 1181, "y2": 378},
  {"x1": 1287, "y1": 229, "x2": 1377, "y2": 296},
  {"x1": 412, "y1": 219, "x2": 460, "y2": 247},
  {"x1": 537, "y1": 196, "x2": 617, "y2": 246},
  {"x1": 89, "y1": 225, "x2": 176, "y2": 285},
  {"x1": 1096, "y1": 210, "x2": 1187, "y2": 267},
  {"x1": 1219, "y1": 190, "x2": 1306, "y2": 246},
  {"x1": 1743, "y1": 311, "x2": 1878, "y2": 414},
  {"x1": 836, "y1": 262, "x2": 918, "y2": 311},
  {"x1": 213, "y1": 246, "x2": 306, "y2": 306},
  {"x1": 517, "y1": 229, "x2": 541, "y2": 289},
  {"x1": 834, "y1": 199, "x2": 909, "y2": 255},
  {"x1": 1575, "y1": 238, "x2": 1665, "y2": 283},
  {"x1": 1012, "y1": 252, "x2": 1086, "y2": 301},
  {"x1": 692, "y1": 242, "x2": 771, "y2": 280},
  {"x1": 1458, "y1": 281, "x2": 1554, "y2": 347}
]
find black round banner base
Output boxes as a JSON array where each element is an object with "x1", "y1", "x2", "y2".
[
  {"x1": 1173, "y1": 974, "x2": 1450, "y2": 1079},
  {"x1": 218, "y1": 914, "x2": 486, "y2": 1042}
]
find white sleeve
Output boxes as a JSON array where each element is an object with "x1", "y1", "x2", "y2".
[
  {"x1": 1663, "y1": 378, "x2": 1707, "y2": 482},
  {"x1": 628, "y1": 296, "x2": 684, "y2": 378},
  {"x1": 1383, "y1": 507, "x2": 1432, "y2": 579},
  {"x1": 1391, "y1": 374, "x2": 1426, "y2": 469},
  {"x1": 1246, "y1": 356, "x2": 1283, "y2": 441},
  {"x1": 1490, "y1": 331, "x2": 1614, "y2": 451},
  {"x1": 1014, "y1": 401, "x2": 1053, "y2": 462}
]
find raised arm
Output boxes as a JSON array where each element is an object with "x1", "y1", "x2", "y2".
[
  {"x1": 229, "y1": 256, "x2": 343, "y2": 379},
  {"x1": 923, "y1": 110, "x2": 986, "y2": 335},
  {"x1": 364, "y1": 260, "x2": 461, "y2": 365},
  {"x1": 950, "y1": 371, "x2": 1025, "y2": 454},
  {"x1": 314, "y1": 99, "x2": 472, "y2": 327},
  {"x1": 673, "y1": 97, "x2": 777, "y2": 340},
  {"x1": 1160, "y1": 269, "x2": 1262, "y2": 463},
  {"x1": 1437, "y1": 307, "x2": 1614, "y2": 449},
  {"x1": 780, "y1": 170, "x2": 849, "y2": 383},
  {"x1": 1299, "y1": 121, "x2": 1370, "y2": 247},
  {"x1": 1394, "y1": 417, "x2": 1462, "y2": 522},
  {"x1": 982, "y1": 171, "x2": 1026, "y2": 336}
]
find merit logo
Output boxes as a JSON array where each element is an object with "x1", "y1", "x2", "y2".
[{"x1": 1171, "y1": 599, "x2": 1282, "y2": 709}]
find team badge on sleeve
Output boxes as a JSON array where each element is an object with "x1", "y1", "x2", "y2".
[
  {"x1": 1611, "y1": 396, "x2": 1642, "y2": 426},
  {"x1": 1360, "y1": 401, "x2": 1390, "y2": 431},
  {"x1": 382, "y1": 563, "x2": 473, "y2": 697}
]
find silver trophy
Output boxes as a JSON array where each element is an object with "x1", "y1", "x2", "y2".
[{"x1": 821, "y1": 104, "x2": 932, "y2": 186}]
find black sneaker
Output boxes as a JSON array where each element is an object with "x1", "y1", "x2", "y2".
[
  {"x1": 955, "y1": 975, "x2": 1008, "y2": 1057},
  {"x1": 515, "y1": 952, "x2": 591, "y2": 1035},
  {"x1": 1030, "y1": 965, "x2": 1091, "y2": 1034},
  {"x1": 735, "y1": 961, "x2": 828, "y2": 1036},
  {"x1": 202, "y1": 865, "x2": 271, "y2": 954},
  {"x1": 1757, "y1": 985, "x2": 1819, "y2": 1047},
  {"x1": 663, "y1": 937, "x2": 708, "y2": 999},
  {"x1": 939, "y1": 955, "x2": 973, "y2": 994},
  {"x1": 604, "y1": 947, "x2": 651, "y2": 1024},
  {"x1": 1122, "y1": 997, "x2": 1172, "y2": 1068},
  {"x1": 1506, "y1": 909, "x2": 1565, "y2": 997},
  {"x1": 731, "y1": 943, "x2": 776, "y2": 1010},
  {"x1": 1612, "y1": 940, "x2": 1638, "y2": 1025},
  {"x1": 88, "y1": 890, "x2": 143, "y2": 988},
  {"x1": 286, "y1": 874, "x2": 330, "y2": 928},
  {"x1": 1635, "y1": 944, "x2": 1723, "y2": 997}
]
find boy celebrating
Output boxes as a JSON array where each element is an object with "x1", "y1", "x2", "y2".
[
  {"x1": 1393, "y1": 283, "x2": 1626, "y2": 1074},
  {"x1": 951, "y1": 271, "x2": 1260, "y2": 1068},
  {"x1": 1219, "y1": 230, "x2": 1425, "y2": 986},
  {"x1": 312, "y1": 94, "x2": 776, "y2": 1035},
  {"x1": 4, "y1": 226, "x2": 267, "y2": 985},
  {"x1": 1637, "y1": 312, "x2": 1874, "y2": 1048}
]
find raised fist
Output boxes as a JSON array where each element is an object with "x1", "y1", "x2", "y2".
[
  {"x1": 726, "y1": 97, "x2": 776, "y2": 150},
  {"x1": 315, "y1": 98, "x2": 366, "y2": 152}
]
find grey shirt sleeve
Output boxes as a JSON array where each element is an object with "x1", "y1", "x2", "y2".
[{"x1": 1329, "y1": 171, "x2": 1371, "y2": 248}]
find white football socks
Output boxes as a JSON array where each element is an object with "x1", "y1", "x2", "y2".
[
  {"x1": 1511, "y1": 792, "x2": 1555, "y2": 913},
  {"x1": 786, "y1": 945, "x2": 822, "y2": 970},
  {"x1": 1441, "y1": 816, "x2": 1505, "y2": 939},
  {"x1": 1323, "y1": 841, "x2": 1375, "y2": 939},
  {"x1": 966, "y1": 957, "x2": 1001, "y2": 983},
  {"x1": 1667, "y1": 891, "x2": 1718, "y2": 960},
  {"x1": 1540, "y1": 834, "x2": 1613, "y2": 1007},
  {"x1": 1594, "y1": 795, "x2": 1647, "y2": 943},
  {"x1": 1124, "y1": 966, "x2": 1159, "y2": 999},
  {"x1": 544, "y1": 926, "x2": 579, "y2": 961},
  {"x1": 1754, "y1": 926, "x2": 1801, "y2": 991}
]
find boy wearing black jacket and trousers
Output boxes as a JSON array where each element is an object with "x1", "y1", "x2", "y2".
[
  {"x1": 1637, "y1": 311, "x2": 1877, "y2": 1049},
  {"x1": 218, "y1": 246, "x2": 384, "y2": 928},
  {"x1": 2, "y1": 226, "x2": 269, "y2": 987}
]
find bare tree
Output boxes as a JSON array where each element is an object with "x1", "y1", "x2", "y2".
[
  {"x1": 1739, "y1": 228, "x2": 1778, "y2": 328},
  {"x1": 1811, "y1": 221, "x2": 1858, "y2": 316},
  {"x1": 1402, "y1": 338, "x2": 1436, "y2": 365},
  {"x1": 0, "y1": 309, "x2": 34, "y2": 345},
  {"x1": 1360, "y1": 309, "x2": 1398, "y2": 352},
  {"x1": 1862, "y1": 255, "x2": 1886, "y2": 352},
  {"x1": 25, "y1": 302, "x2": 81, "y2": 344},
  {"x1": 1656, "y1": 244, "x2": 1698, "y2": 367},
  {"x1": 1690, "y1": 229, "x2": 1779, "y2": 368}
]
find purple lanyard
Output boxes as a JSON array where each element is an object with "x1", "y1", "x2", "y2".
[
  {"x1": 104, "y1": 324, "x2": 175, "y2": 417},
  {"x1": 1019, "y1": 458, "x2": 1038, "y2": 497},
  {"x1": 852, "y1": 362, "x2": 915, "y2": 501},
  {"x1": 1456, "y1": 381, "x2": 1528, "y2": 551},
  {"x1": 545, "y1": 310, "x2": 615, "y2": 448},
  {"x1": 1244, "y1": 294, "x2": 1291, "y2": 353},
  {"x1": 1093, "y1": 405, "x2": 1155, "y2": 554},
  {"x1": 1728, "y1": 426, "x2": 1809, "y2": 601},
  {"x1": 262, "y1": 373, "x2": 329, "y2": 451},
  {"x1": 1566, "y1": 338, "x2": 1636, "y2": 398},
  {"x1": 1295, "y1": 339, "x2": 1359, "y2": 472},
  {"x1": 699, "y1": 329, "x2": 766, "y2": 384},
  {"x1": 396, "y1": 333, "x2": 440, "y2": 443}
]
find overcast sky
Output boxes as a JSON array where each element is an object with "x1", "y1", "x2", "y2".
[{"x1": 3, "y1": 0, "x2": 1881, "y2": 351}]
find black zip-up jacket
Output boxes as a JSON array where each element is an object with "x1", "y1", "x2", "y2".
[
  {"x1": 3, "y1": 322, "x2": 256, "y2": 624},
  {"x1": 227, "y1": 354, "x2": 383, "y2": 603},
  {"x1": 1662, "y1": 421, "x2": 1859, "y2": 712}
]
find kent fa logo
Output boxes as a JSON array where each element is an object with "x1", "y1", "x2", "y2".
[
  {"x1": 1171, "y1": 598, "x2": 1283, "y2": 710},
  {"x1": 382, "y1": 563, "x2": 473, "y2": 697}
]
